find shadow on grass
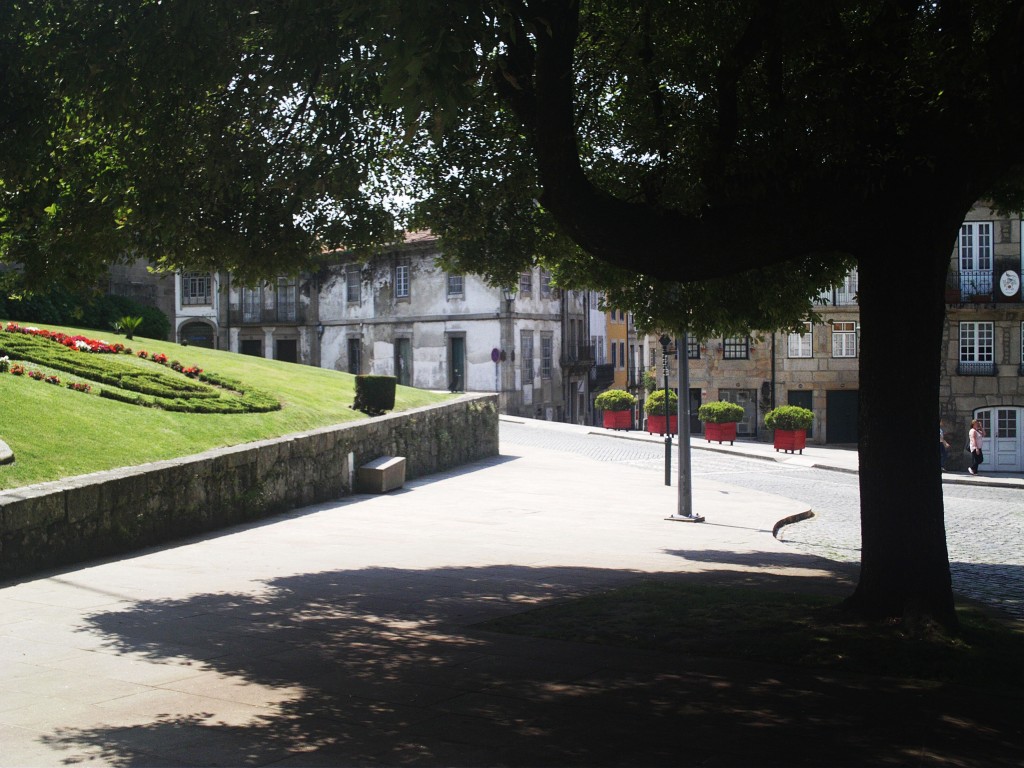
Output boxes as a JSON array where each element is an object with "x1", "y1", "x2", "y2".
[{"x1": 33, "y1": 559, "x2": 1024, "y2": 767}]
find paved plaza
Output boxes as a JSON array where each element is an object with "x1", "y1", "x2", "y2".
[
  {"x1": 500, "y1": 418, "x2": 1024, "y2": 620},
  {"x1": 0, "y1": 418, "x2": 1020, "y2": 766}
]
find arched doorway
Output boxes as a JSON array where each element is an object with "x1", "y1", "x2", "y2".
[{"x1": 179, "y1": 321, "x2": 216, "y2": 349}]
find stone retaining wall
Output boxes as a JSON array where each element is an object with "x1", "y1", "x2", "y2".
[{"x1": 0, "y1": 394, "x2": 498, "y2": 578}]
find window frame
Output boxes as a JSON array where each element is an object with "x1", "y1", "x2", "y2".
[
  {"x1": 276, "y1": 276, "x2": 297, "y2": 322},
  {"x1": 521, "y1": 330, "x2": 535, "y2": 381},
  {"x1": 241, "y1": 285, "x2": 262, "y2": 323},
  {"x1": 959, "y1": 221, "x2": 994, "y2": 271},
  {"x1": 181, "y1": 272, "x2": 212, "y2": 306},
  {"x1": 540, "y1": 332, "x2": 553, "y2": 378},
  {"x1": 395, "y1": 261, "x2": 410, "y2": 299},
  {"x1": 346, "y1": 264, "x2": 361, "y2": 304},
  {"x1": 959, "y1": 221, "x2": 995, "y2": 296},
  {"x1": 958, "y1": 320, "x2": 995, "y2": 374},
  {"x1": 831, "y1": 322, "x2": 858, "y2": 358},
  {"x1": 519, "y1": 270, "x2": 533, "y2": 297},
  {"x1": 540, "y1": 269, "x2": 552, "y2": 297},
  {"x1": 788, "y1": 322, "x2": 813, "y2": 358},
  {"x1": 723, "y1": 336, "x2": 749, "y2": 360},
  {"x1": 996, "y1": 408, "x2": 1018, "y2": 439},
  {"x1": 447, "y1": 273, "x2": 464, "y2": 297}
]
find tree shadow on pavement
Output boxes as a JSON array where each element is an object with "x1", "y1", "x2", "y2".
[{"x1": 40, "y1": 560, "x2": 1024, "y2": 767}]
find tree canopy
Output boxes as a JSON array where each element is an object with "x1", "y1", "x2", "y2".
[{"x1": 3, "y1": 0, "x2": 1024, "y2": 627}]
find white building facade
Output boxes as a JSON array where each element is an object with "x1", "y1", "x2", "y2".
[{"x1": 173, "y1": 233, "x2": 594, "y2": 422}]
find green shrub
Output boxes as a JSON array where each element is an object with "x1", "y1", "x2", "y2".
[
  {"x1": 136, "y1": 305, "x2": 171, "y2": 340},
  {"x1": 642, "y1": 370, "x2": 658, "y2": 393},
  {"x1": 353, "y1": 374, "x2": 397, "y2": 415},
  {"x1": 764, "y1": 405, "x2": 814, "y2": 431},
  {"x1": 644, "y1": 388, "x2": 678, "y2": 415},
  {"x1": 594, "y1": 389, "x2": 637, "y2": 411},
  {"x1": 697, "y1": 400, "x2": 745, "y2": 423},
  {"x1": 1, "y1": 279, "x2": 170, "y2": 340},
  {"x1": 116, "y1": 315, "x2": 144, "y2": 340}
]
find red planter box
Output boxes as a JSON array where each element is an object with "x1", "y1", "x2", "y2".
[
  {"x1": 773, "y1": 429, "x2": 807, "y2": 454},
  {"x1": 705, "y1": 421, "x2": 737, "y2": 445},
  {"x1": 646, "y1": 414, "x2": 678, "y2": 436},
  {"x1": 602, "y1": 410, "x2": 633, "y2": 430}
]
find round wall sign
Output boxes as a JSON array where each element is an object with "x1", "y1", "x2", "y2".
[
  {"x1": 491, "y1": 348, "x2": 500, "y2": 363},
  {"x1": 999, "y1": 270, "x2": 1020, "y2": 297}
]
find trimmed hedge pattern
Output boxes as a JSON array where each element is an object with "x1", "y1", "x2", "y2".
[{"x1": 0, "y1": 327, "x2": 280, "y2": 414}]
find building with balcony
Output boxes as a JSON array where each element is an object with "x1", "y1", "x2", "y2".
[
  {"x1": 622, "y1": 202, "x2": 1024, "y2": 470},
  {"x1": 940, "y1": 202, "x2": 1024, "y2": 470},
  {"x1": 149, "y1": 232, "x2": 594, "y2": 423}
]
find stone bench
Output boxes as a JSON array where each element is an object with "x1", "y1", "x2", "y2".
[{"x1": 356, "y1": 456, "x2": 407, "y2": 493}]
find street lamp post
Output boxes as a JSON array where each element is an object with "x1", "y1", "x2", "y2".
[
  {"x1": 658, "y1": 334, "x2": 672, "y2": 486},
  {"x1": 667, "y1": 332, "x2": 705, "y2": 523},
  {"x1": 498, "y1": 287, "x2": 516, "y2": 410}
]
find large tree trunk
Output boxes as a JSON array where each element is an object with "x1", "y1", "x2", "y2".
[{"x1": 844, "y1": 219, "x2": 959, "y2": 629}]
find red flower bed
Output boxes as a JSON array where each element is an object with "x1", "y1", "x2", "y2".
[{"x1": 4, "y1": 322, "x2": 119, "y2": 354}]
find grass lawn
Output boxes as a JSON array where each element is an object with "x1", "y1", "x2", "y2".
[
  {"x1": 0, "y1": 321, "x2": 454, "y2": 489},
  {"x1": 477, "y1": 579, "x2": 1024, "y2": 691}
]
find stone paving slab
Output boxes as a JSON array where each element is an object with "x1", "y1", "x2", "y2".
[{"x1": 0, "y1": 438, "x2": 1019, "y2": 767}]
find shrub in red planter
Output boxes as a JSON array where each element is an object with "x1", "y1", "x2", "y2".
[
  {"x1": 764, "y1": 406, "x2": 814, "y2": 454},
  {"x1": 595, "y1": 389, "x2": 637, "y2": 431},
  {"x1": 697, "y1": 401, "x2": 745, "y2": 445}
]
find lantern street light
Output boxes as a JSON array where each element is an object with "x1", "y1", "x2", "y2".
[{"x1": 501, "y1": 286, "x2": 516, "y2": 311}]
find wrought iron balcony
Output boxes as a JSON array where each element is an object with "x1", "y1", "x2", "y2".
[
  {"x1": 560, "y1": 344, "x2": 596, "y2": 370},
  {"x1": 946, "y1": 269, "x2": 995, "y2": 304},
  {"x1": 590, "y1": 363, "x2": 615, "y2": 390},
  {"x1": 229, "y1": 306, "x2": 306, "y2": 325},
  {"x1": 957, "y1": 361, "x2": 997, "y2": 376}
]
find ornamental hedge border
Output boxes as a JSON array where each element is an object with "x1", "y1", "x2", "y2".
[{"x1": 0, "y1": 325, "x2": 280, "y2": 414}]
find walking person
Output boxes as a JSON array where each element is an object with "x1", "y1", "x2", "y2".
[
  {"x1": 968, "y1": 418, "x2": 984, "y2": 475},
  {"x1": 939, "y1": 421, "x2": 950, "y2": 471}
]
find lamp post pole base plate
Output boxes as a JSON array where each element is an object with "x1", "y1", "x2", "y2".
[{"x1": 666, "y1": 514, "x2": 706, "y2": 523}]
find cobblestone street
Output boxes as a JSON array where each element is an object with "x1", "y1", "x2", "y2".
[{"x1": 501, "y1": 420, "x2": 1024, "y2": 619}]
